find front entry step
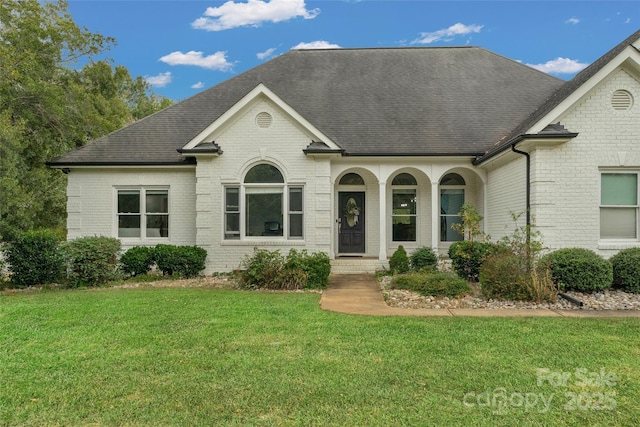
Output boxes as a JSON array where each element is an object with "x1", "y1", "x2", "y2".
[{"x1": 331, "y1": 258, "x2": 388, "y2": 274}]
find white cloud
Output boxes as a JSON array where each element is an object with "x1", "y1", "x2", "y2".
[
  {"x1": 412, "y1": 23, "x2": 483, "y2": 44},
  {"x1": 191, "y1": 82, "x2": 205, "y2": 89},
  {"x1": 145, "y1": 72, "x2": 172, "y2": 88},
  {"x1": 526, "y1": 57, "x2": 589, "y2": 74},
  {"x1": 565, "y1": 17, "x2": 580, "y2": 24},
  {"x1": 625, "y1": 18, "x2": 631, "y2": 24},
  {"x1": 159, "y1": 51, "x2": 233, "y2": 71},
  {"x1": 257, "y1": 47, "x2": 277, "y2": 60},
  {"x1": 192, "y1": 0, "x2": 319, "y2": 31},
  {"x1": 291, "y1": 40, "x2": 341, "y2": 50}
]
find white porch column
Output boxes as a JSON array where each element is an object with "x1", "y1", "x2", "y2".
[
  {"x1": 379, "y1": 181, "x2": 387, "y2": 261},
  {"x1": 431, "y1": 181, "x2": 439, "y2": 253}
]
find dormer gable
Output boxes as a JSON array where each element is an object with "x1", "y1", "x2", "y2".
[{"x1": 179, "y1": 83, "x2": 341, "y2": 156}]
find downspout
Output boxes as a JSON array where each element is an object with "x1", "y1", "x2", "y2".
[{"x1": 511, "y1": 143, "x2": 530, "y2": 243}]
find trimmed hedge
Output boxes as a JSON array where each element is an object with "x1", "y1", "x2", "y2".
[
  {"x1": 154, "y1": 244, "x2": 207, "y2": 278},
  {"x1": 610, "y1": 247, "x2": 640, "y2": 293},
  {"x1": 4, "y1": 230, "x2": 64, "y2": 287},
  {"x1": 542, "y1": 248, "x2": 612, "y2": 292},
  {"x1": 120, "y1": 246, "x2": 156, "y2": 277}
]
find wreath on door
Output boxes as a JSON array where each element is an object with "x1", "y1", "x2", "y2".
[{"x1": 344, "y1": 197, "x2": 360, "y2": 227}]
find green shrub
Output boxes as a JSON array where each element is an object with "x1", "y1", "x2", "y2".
[
  {"x1": 409, "y1": 246, "x2": 437, "y2": 271},
  {"x1": 154, "y1": 244, "x2": 207, "y2": 278},
  {"x1": 61, "y1": 236, "x2": 122, "y2": 287},
  {"x1": 389, "y1": 245, "x2": 410, "y2": 274},
  {"x1": 478, "y1": 212, "x2": 557, "y2": 303},
  {"x1": 391, "y1": 271, "x2": 470, "y2": 298},
  {"x1": 240, "y1": 248, "x2": 331, "y2": 290},
  {"x1": 480, "y1": 248, "x2": 533, "y2": 301},
  {"x1": 610, "y1": 247, "x2": 640, "y2": 293},
  {"x1": 542, "y1": 248, "x2": 612, "y2": 292},
  {"x1": 448, "y1": 241, "x2": 494, "y2": 281},
  {"x1": 302, "y1": 251, "x2": 331, "y2": 289},
  {"x1": 5, "y1": 230, "x2": 64, "y2": 287},
  {"x1": 0, "y1": 254, "x2": 6, "y2": 286},
  {"x1": 120, "y1": 246, "x2": 155, "y2": 277},
  {"x1": 240, "y1": 248, "x2": 285, "y2": 289},
  {"x1": 480, "y1": 246, "x2": 556, "y2": 302}
]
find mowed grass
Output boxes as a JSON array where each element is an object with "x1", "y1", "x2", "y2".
[{"x1": 1, "y1": 287, "x2": 639, "y2": 426}]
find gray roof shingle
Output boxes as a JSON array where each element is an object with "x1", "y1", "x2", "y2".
[
  {"x1": 49, "y1": 46, "x2": 566, "y2": 166},
  {"x1": 478, "y1": 29, "x2": 640, "y2": 162}
]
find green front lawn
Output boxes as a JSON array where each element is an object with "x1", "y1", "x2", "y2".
[{"x1": 1, "y1": 287, "x2": 638, "y2": 426}]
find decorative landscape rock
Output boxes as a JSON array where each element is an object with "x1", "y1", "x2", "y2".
[{"x1": 379, "y1": 276, "x2": 640, "y2": 311}]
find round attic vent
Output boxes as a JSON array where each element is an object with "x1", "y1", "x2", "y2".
[
  {"x1": 256, "y1": 112, "x2": 273, "y2": 128},
  {"x1": 611, "y1": 90, "x2": 633, "y2": 111}
]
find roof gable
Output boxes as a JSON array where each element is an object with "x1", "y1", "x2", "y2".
[
  {"x1": 181, "y1": 83, "x2": 341, "y2": 153},
  {"x1": 477, "y1": 29, "x2": 640, "y2": 163}
]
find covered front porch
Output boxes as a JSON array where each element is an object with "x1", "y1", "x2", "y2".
[{"x1": 330, "y1": 160, "x2": 486, "y2": 265}]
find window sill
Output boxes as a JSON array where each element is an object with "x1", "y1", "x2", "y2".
[
  {"x1": 221, "y1": 240, "x2": 306, "y2": 247},
  {"x1": 118, "y1": 237, "x2": 171, "y2": 243},
  {"x1": 598, "y1": 240, "x2": 640, "y2": 250}
]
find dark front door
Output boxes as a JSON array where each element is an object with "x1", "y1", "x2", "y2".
[{"x1": 338, "y1": 192, "x2": 365, "y2": 254}]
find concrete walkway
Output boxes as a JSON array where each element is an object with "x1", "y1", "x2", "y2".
[{"x1": 321, "y1": 274, "x2": 640, "y2": 318}]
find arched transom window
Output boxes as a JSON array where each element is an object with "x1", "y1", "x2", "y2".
[
  {"x1": 392, "y1": 173, "x2": 417, "y2": 242},
  {"x1": 224, "y1": 164, "x2": 303, "y2": 240},
  {"x1": 339, "y1": 173, "x2": 365, "y2": 186}
]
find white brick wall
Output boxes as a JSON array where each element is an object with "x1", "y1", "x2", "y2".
[
  {"x1": 66, "y1": 168, "x2": 197, "y2": 250},
  {"x1": 533, "y1": 69, "x2": 640, "y2": 257},
  {"x1": 485, "y1": 157, "x2": 527, "y2": 241},
  {"x1": 484, "y1": 68, "x2": 640, "y2": 257},
  {"x1": 199, "y1": 98, "x2": 334, "y2": 273}
]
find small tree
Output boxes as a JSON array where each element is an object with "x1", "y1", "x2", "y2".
[{"x1": 451, "y1": 202, "x2": 485, "y2": 242}]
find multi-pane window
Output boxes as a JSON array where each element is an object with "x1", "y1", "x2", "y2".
[
  {"x1": 440, "y1": 173, "x2": 465, "y2": 242},
  {"x1": 225, "y1": 164, "x2": 304, "y2": 240},
  {"x1": 600, "y1": 173, "x2": 638, "y2": 239},
  {"x1": 117, "y1": 188, "x2": 168, "y2": 238},
  {"x1": 392, "y1": 173, "x2": 417, "y2": 242},
  {"x1": 289, "y1": 187, "x2": 304, "y2": 238},
  {"x1": 224, "y1": 187, "x2": 240, "y2": 240}
]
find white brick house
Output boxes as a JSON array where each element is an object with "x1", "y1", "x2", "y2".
[{"x1": 49, "y1": 31, "x2": 640, "y2": 273}]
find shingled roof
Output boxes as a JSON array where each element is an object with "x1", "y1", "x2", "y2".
[
  {"x1": 477, "y1": 28, "x2": 640, "y2": 163},
  {"x1": 49, "y1": 46, "x2": 566, "y2": 166}
]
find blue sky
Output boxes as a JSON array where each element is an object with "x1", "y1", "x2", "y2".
[{"x1": 67, "y1": 1, "x2": 640, "y2": 101}]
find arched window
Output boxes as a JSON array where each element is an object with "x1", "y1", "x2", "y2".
[
  {"x1": 339, "y1": 173, "x2": 365, "y2": 185},
  {"x1": 224, "y1": 164, "x2": 303, "y2": 240},
  {"x1": 440, "y1": 173, "x2": 465, "y2": 242},
  {"x1": 392, "y1": 173, "x2": 417, "y2": 242}
]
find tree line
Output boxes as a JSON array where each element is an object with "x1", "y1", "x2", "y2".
[{"x1": 0, "y1": 0, "x2": 173, "y2": 241}]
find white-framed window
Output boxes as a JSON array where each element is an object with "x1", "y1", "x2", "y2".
[
  {"x1": 391, "y1": 173, "x2": 417, "y2": 242},
  {"x1": 224, "y1": 164, "x2": 304, "y2": 240},
  {"x1": 117, "y1": 188, "x2": 169, "y2": 239},
  {"x1": 600, "y1": 172, "x2": 638, "y2": 240},
  {"x1": 440, "y1": 173, "x2": 465, "y2": 242}
]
